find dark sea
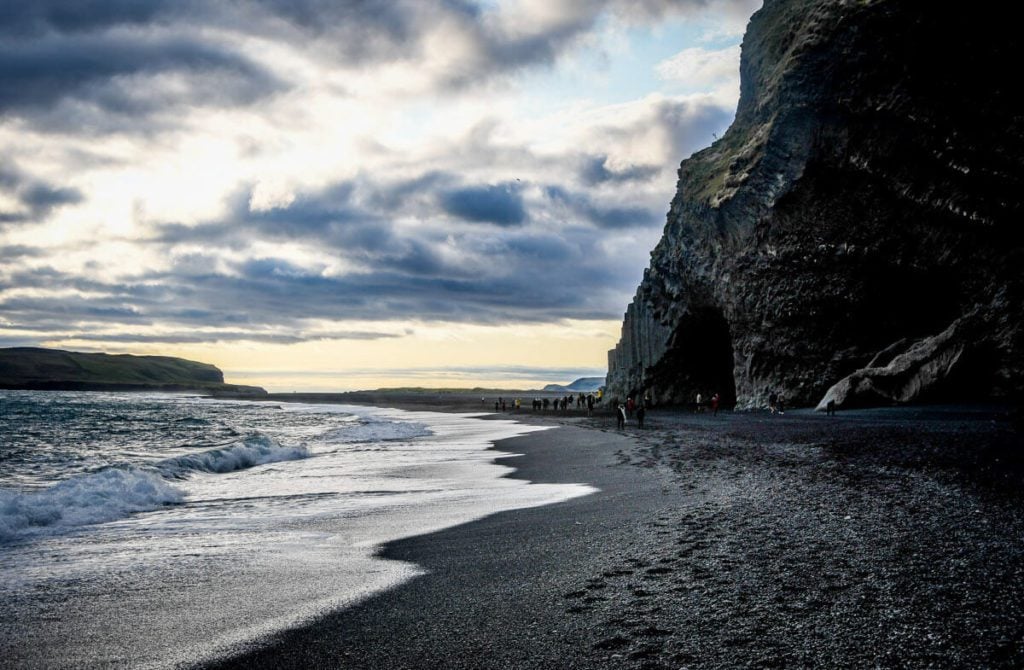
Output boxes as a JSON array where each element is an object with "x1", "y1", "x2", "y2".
[{"x1": 0, "y1": 391, "x2": 592, "y2": 668}]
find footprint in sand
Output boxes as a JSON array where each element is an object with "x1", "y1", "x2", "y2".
[
  {"x1": 603, "y1": 569, "x2": 634, "y2": 578},
  {"x1": 638, "y1": 625, "x2": 673, "y2": 637},
  {"x1": 645, "y1": 567, "x2": 674, "y2": 577},
  {"x1": 592, "y1": 635, "x2": 632, "y2": 651}
]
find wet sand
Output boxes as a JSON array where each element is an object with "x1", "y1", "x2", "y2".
[{"x1": 208, "y1": 401, "x2": 1024, "y2": 669}]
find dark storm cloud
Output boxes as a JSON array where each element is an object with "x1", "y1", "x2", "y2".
[
  {"x1": 116, "y1": 165, "x2": 660, "y2": 340},
  {"x1": 156, "y1": 177, "x2": 528, "y2": 274},
  {"x1": 20, "y1": 183, "x2": 82, "y2": 211},
  {"x1": 544, "y1": 185, "x2": 658, "y2": 229},
  {"x1": 0, "y1": 166, "x2": 83, "y2": 224},
  {"x1": 153, "y1": 185, "x2": 446, "y2": 277},
  {"x1": 0, "y1": 32, "x2": 280, "y2": 121},
  {"x1": 0, "y1": 294, "x2": 148, "y2": 323},
  {"x1": 366, "y1": 171, "x2": 455, "y2": 212},
  {"x1": 656, "y1": 97, "x2": 736, "y2": 159},
  {"x1": 1, "y1": 187, "x2": 625, "y2": 338},
  {"x1": 438, "y1": 183, "x2": 526, "y2": 226},
  {"x1": 579, "y1": 155, "x2": 661, "y2": 185},
  {"x1": 0, "y1": 2, "x2": 171, "y2": 35},
  {"x1": 0, "y1": 245, "x2": 44, "y2": 260},
  {"x1": 30, "y1": 329, "x2": 401, "y2": 345},
  {"x1": 0, "y1": 0, "x2": 748, "y2": 135},
  {"x1": 0, "y1": 0, "x2": 550, "y2": 130},
  {"x1": 0, "y1": 0, "x2": 421, "y2": 55}
]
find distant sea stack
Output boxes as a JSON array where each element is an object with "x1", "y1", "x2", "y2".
[
  {"x1": 0, "y1": 347, "x2": 267, "y2": 396},
  {"x1": 606, "y1": 0, "x2": 1024, "y2": 409}
]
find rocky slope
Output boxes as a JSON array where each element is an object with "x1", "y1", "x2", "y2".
[
  {"x1": 0, "y1": 347, "x2": 266, "y2": 395},
  {"x1": 607, "y1": 0, "x2": 1024, "y2": 409}
]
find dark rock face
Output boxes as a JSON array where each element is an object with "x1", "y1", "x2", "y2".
[{"x1": 607, "y1": 0, "x2": 1024, "y2": 408}]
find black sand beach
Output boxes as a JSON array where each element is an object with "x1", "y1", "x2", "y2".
[{"x1": 206, "y1": 400, "x2": 1024, "y2": 669}]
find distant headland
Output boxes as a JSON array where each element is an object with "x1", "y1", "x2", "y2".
[{"x1": 0, "y1": 347, "x2": 266, "y2": 396}]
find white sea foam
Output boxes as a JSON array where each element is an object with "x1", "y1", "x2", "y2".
[
  {"x1": 0, "y1": 433, "x2": 311, "y2": 542},
  {"x1": 0, "y1": 468, "x2": 183, "y2": 542},
  {"x1": 321, "y1": 417, "x2": 432, "y2": 444}
]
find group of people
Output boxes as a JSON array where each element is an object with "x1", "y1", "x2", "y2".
[
  {"x1": 486, "y1": 392, "x2": 602, "y2": 415},
  {"x1": 615, "y1": 394, "x2": 649, "y2": 430},
  {"x1": 530, "y1": 393, "x2": 599, "y2": 413},
  {"x1": 767, "y1": 390, "x2": 785, "y2": 415},
  {"x1": 488, "y1": 386, "x2": 838, "y2": 420},
  {"x1": 693, "y1": 391, "x2": 723, "y2": 415}
]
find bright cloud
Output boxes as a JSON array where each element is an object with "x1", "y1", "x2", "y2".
[{"x1": 656, "y1": 44, "x2": 742, "y2": 87}]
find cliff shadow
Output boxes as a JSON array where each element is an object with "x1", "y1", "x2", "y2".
[{"x1": 650, "y1": 306, "x2": 737, "y2": 407}]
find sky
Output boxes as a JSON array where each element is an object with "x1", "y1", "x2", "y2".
[{"x1": 0, "y1": 0, "x2": 761, "y2": 392}]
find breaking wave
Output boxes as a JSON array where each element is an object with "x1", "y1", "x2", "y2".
[
  {"x1": 158, "y1": 434, "x2": 310, "y2": 478},
  {"x1": 0, "y1": 434, "x2": 309, "y2": 542}
]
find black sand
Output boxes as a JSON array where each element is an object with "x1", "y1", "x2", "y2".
[{"x1": 207, "y1": 403, "x2": 1024, "y2": 669}]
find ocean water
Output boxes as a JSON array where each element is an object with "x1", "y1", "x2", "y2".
[{"x1": 0, "y1": 391, "x2": 594, "y2": 668}]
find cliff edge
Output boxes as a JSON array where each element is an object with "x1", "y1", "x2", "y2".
[
  {"x1": 606, "y1": 0, "x2": 1023, "y2": 409},
  {"x1": 0, "y1": 347, "x2": 267, "y2": 396}
]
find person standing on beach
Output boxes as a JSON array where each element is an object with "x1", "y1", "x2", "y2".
[
  {"x1": 696, "y1": 392, "x2": 703, "y2": 413},
  {"x1": 626, "y1": 396, "x2": 635, "y2": 418},
  {"x1": 587, "y1": 394, "x2": 594, "y2": 416},
  {"x1": 711, "y1": 392, "x2": 720, "y2": 416},
  {"x1": 768, "y1": 390, "x2": 778, "y2": 414},
  {"x1": 616, "y1": 404, "x2": 626, "y2": 430},
  {"x1": 636, "y1": 402, "x2": 646, "y2": 429}
]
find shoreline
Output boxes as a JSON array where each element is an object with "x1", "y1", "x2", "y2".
[
  {"x1": 207, "y1": 421, "x2": 664, "y2": 669},
  {"x1": 0, "y1": 396, "x2": 593, "y2": 669},
  {"x1": 205, "y1": 399, "x2": 1024, "y2": 669}
]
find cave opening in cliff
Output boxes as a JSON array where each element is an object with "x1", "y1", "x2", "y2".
[{"x1": 657, "y1": 306, "x2": 737, "y2": 407}]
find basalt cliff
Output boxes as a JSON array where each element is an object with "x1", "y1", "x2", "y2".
[{"x1": 606, "y1": 0, "x2": 1024, "y2": 409}]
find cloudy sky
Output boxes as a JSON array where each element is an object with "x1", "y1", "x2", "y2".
[{"x1": 0, "y1": 0, "x2": 760, "y2": 391}]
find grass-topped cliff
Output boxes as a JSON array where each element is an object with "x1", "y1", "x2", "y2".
[{"x1": 0, "y1": 347, "x2": 266, "y2": 395}]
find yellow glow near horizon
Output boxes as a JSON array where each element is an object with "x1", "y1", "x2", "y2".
[{"x1": 46, "y1": 319, "x2": 620, "y2": 392}]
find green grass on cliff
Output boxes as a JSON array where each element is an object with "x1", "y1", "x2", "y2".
[{"x1": 0, "y1": 347, "x2": 225, "y2": 387}]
